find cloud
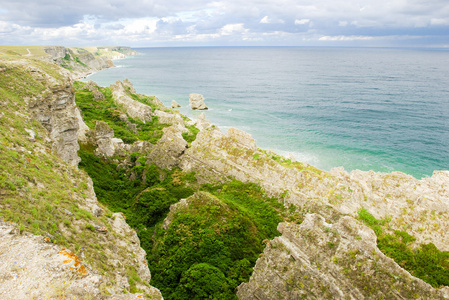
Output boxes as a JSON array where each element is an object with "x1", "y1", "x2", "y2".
[
  {"x1": 0, "y1": 0, "x2": 448, "y2": 46},
  {"x1": 295, "y1": 19, "x2": 310, "y2": 25},
  {"x1": 319, "y1": 35, "x2": 375, "y2": 41},
  {"x1": 220, "y1": 23, "x2": 247, "y2": 36}
]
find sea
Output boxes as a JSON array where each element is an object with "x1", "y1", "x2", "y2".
[{"x1": 84, "y1": 47, "x2": 449, "y2": 179}]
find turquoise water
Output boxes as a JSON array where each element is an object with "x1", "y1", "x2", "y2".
[{"x1": 85, "y1": 47, "x2": 449, "y2": 179}]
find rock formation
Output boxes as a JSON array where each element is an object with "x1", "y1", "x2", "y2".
[
  {"x1": 110, "y1": 80, "x2": 152, "y2": 123},
  {"x1": 237, "y1": 214, "x2": 449, "y2": 299},
  {"x1": 0, "y1": 52, "x2": 163, "y2": 299},
  {"x1": 171, "y1": 100, "x2": 181, "y2": 108},
  {"x1": 146, "y1": 126, "x2": 188, "y2": 170},
  {"x1": 26, "y1": 64, "x2": 81, "y2": 166},
  {"x1": 93, "y1": 121, "x2": 116, "y2": 157},
  {"x1": 44, "y1": 46, "x2": 112, "y2": 79},
  {"x1": 189, "y1": 93, "x2": 208, "y2": 110}
]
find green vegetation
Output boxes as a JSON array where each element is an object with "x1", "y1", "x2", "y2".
[
  {"x1": 358, "y1": 208, "x2": 449, "y2": 288},
  {"x1": 78, "y1": 137, "x2": 293, "y2": 299},
  {"x1": 149, "y1": 183, "x2": 283, "y2": 299},
  {"x1": 0, "y1": 59, "x2": 127, "y2": 286},
  {"x1": 74, "y1": 81, "x2": 168, "y2": 144},
  {"x1": 182, "y1": 123, "x2": 200, "y2": 144},
  {"x1": 73, "y1": 76, "x2": 311, "y2": 298}
]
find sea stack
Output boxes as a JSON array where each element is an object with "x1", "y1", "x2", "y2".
[
  {"x1": 189, "y1": 93, "x2": 208, "y2": 110},
  {"x1": 171, "y1": 100, "x2": 181, "y2": 108}
]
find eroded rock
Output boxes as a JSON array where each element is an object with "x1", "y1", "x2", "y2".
[
  {"x1": 171, "y1": 100, "x2": 181, "y2": 108},
  {"x1": 189, "y1": 93, "x2": 208, "y2": 110},
  {"x1": 237, "y1": 214, "x2": 449, "y2": 300},
  {"x1": 110, "y1": 80, "x2": 152, "y2": 123}
]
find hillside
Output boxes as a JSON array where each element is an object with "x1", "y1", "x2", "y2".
[
  {"x1": 0, "y1": 46, "x2": 161, "y2": 299},
  {"x1": 1, "y1": 46, "x2": 449, "y2": 299}
]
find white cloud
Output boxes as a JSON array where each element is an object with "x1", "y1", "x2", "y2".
[
  {"x1": 220, "y1": 23, "x2": 246, "y2": 36},
  {"x1": 260, "y1": 16, "x2": 270, "y2": 24},
  {"x1": 0, "y1": 0, "x2": 449, "y2": 46},
  {"x1": 120, "y1": 18, "x2": 158, "y2": 34},
  {"x1": 318, "y1": 35, "x2": 375, "y2": 41},
  {"x1": 295, "y1": 19, "x2": 310, "y2": 25},
  {"x1": 431, "y1": 18, "x2": 449, "y2": 25}
]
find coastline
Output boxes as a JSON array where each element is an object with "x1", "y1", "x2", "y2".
[
  {"x1": 85, "y1": 47, "x2": 448, "y2": 179},
  {"x1": 2, "y1": 47, "x2": 449, "y2": 299}
]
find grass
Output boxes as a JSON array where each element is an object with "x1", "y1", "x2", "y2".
[
  {"x1": 358, "y1": 208, "x2": 449, "y2": 288},
  {"x1": 74, "y1": 81, "x2": 169, "y2": 144},
  {"x1": 0, "y1": 56, "x2": 154, "y2": 294}
]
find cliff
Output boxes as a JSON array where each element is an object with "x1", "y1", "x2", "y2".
[
  {"x1": 0, "y1": 49, "x2": 161, "y2": 299},
  {"x1": 1, "y1": 45, "x2": 448, "y2": 300}
]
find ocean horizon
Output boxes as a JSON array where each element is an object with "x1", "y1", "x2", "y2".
[{"x1": 84, "y1": 46, "x2": 449, "y2": 179}]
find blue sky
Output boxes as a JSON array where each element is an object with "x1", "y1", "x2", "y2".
[{"x1": 0, "y1": 0, "x2": 448, "y2": 47}]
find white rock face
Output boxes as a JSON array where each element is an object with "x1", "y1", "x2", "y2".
[
  {"x1": 147, "y1": 126, "x2": 188, "y2": 170},
  {"x1": 110, "y1": 81, "x2": 152, "y2": 123},
  {"x1": 0, "y1": 221, "x2": 102, "y2": 300},
  {"x1": 28, "y1": 66, "x2": 80, "y2": 166},
  {"x1": 171, "y1": 100, "x2": 181, "y2": 108},
  {"x1": 75, "y1": 107, "x2": 90, "y2": 143},
  {"x1": 189, "y1": 93, "x2": 208, "y2": 110},
  {"x1": 94, "y1": 121, "x2": 115, "y2": 157},
  {"x1": 237, "y1": 214, "x2": 449, "y2": 299},
  {"x1": 154, "y1": 110, "x2": 188, "y2": 133}
]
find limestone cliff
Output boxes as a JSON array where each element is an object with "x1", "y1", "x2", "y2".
[
  {"x1": 0, "y1": 50, "x2": 162, "y2": 299},
  {"x1": 2, "y1": 45, "x2": 449, "y2": 299},
  {"x1": 237, "y1": 214, "x2": 449, "y2": 299}
]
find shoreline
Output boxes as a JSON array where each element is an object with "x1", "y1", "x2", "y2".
[{"x1": 86, "y1": 48, "x2": 447, "y2": 180}]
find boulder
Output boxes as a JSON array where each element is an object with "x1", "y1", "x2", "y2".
[
  {"x1": 189, "y1": 93, "x2": 208, "y2": 110},
  {"x1": 94, "y1": 121, "x2": 115, "y2": 157},
  {"x1": 171, "y1": 100, "x2": 181, "y2": 108},
  {"x1": 110, "y1": 81, "x2": 152, "y2": 123},
  {"x1": 146, "y1": 126, "x2": 188, "y2": 170}
]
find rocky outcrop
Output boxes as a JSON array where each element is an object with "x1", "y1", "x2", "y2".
[
  {"x1": 171, "y1": 100, "x2": 181, "y2": 108},
  {"x1": 109, "y1": 213, "x2": 162, "y2": 298},
  {"x1": 110, "y1": 80, "x2": 152, "y2": 123},
  {"x1": 179, "y1": 123, "x2": 449, "y2": 251},
  {"x1": 154, "y1": 110, "x2": 188, "y2": 133},
  {"x1": 93, "y1": 121, "x2": 115, "y2": 157},
  {"x1": 237, "y1": 214, "x2": 449, "y2": 299},
  {"x1": 84, "y1": 80, "x2": 106, "y2": 101},
  {"x1": 146, "y1": 126, "x2": 188, "y2": 170},
  {"x1": 27, "y1": 64, "x2": 80, "y2": 166},
  {"x1": 0, "y1": 220, "x2": 103, "y2": 299},
  {"x1": 0, "y1": 55, "x2": 163, "y2": 300},
  {"x1": 189, "y1": 93, "x2": 208, "y2": 110}
]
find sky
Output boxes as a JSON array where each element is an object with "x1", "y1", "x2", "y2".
[{"x1": 0, "y1": 0, "x2": 449, "y2": 47}]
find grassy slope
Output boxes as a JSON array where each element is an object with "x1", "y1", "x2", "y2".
[{"x1": 0, "y1": 56, "x2": 153, "y2": 295}]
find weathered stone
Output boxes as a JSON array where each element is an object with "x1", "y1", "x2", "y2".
[
  {"x1": 94, "y1": 121, "x2": 115, "y2": 157},
  {"x1": 147, "y1": 126, "x2": 188, "y2": 170},
  {"x1": 43, "y1": 46, "x2": 112, "y2": 80},
  {"x1": 196, "y1": 112, "x2": 212, "y2": 131},
  {"x1": 110, "y1": 80, "x2": 152, "y2": 123},
  {"x1": 28, "y1": 72, "x2": 80, "y2": 166},
  {"x1": 75, "y1": 107, "x2": 90, "y2": 143},
  {"x1": 237, "y1": 214, "x2": 449, "y2": 300},
  {"x1": 171, "y1": 100, "x2": 181, "y2": 108},
  {"x1": 189, "y1": 93, "x2": 208, "y2": 110},
  {"x1": 154, "y1": 109, "x2": 188, "y2": 133}
]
